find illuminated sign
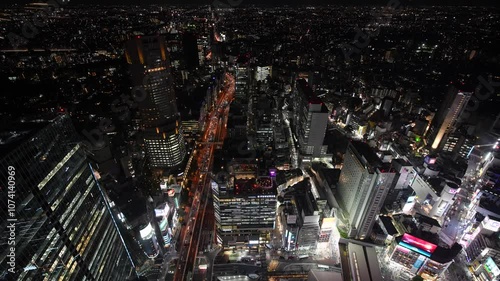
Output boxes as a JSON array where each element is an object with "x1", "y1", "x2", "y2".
[
  {"x1": 155, "y1": 204, "x2": 170, "y2": 217},
  {"x1": 413, "y1": 256, "x2": 425, "y2": 269},
  {"x1": 401, "y1": 233, "x2": 437, "y2": 254},
  {"x1": 139, "y1": 223, "x2": 154, "y2": 239},
  {"x1": 159, "y1": 217, "x2": 168, "y2": 231},
  {"x1": 484, "y1": 257, "x2": 500, "y2": 278},
  {"x1": 269, "y1": 168, "x2": 277, "y2": 177},
  {"x1": 397, "y1": 245, "x2": 410, "y2": 254},
  {"x1": 425, "y1": 155, "x2": 437, "y2": 165},
  {"x1": 399, "y1": 241, "x2": 431, "y2": 257},
  {"x1": 167, "y1": 189, "x2": 176, "y2": 197}
]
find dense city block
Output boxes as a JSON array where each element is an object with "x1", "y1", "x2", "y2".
[{"x1": 0, "y1": 2, "x2": 499, "y2": 281}]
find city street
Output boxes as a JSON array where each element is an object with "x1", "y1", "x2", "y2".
[
  {"x1": 171, "y1": 72, "x2": 235, "y2": 281},
  {"x1": 442, "y1": 196, "x2": 467, "y2": 242}
]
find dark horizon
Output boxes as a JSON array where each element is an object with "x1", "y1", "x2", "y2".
[{"x1": 1, "y1": 0, "x2": 499, "y2": 7}]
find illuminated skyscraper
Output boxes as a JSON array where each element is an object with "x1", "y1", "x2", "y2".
[
  {"x1": 0, "y1": 115, "x2": 136, "y2": 280},
  {"x1": 293, "y1": 79, "x2": 329, "y2": 162},
  {"x1": 211, "y1": 176, "x2": 277, "y2": 250},
  {"x1": 125, "y1": 35, "x2": 186, "y2": 168},
  {"x1": 428, "y1": 86, "x2": 472, "y2": 150},
  {"x1": 337, "y1": 141, "x2": 396, "y2": 240}
]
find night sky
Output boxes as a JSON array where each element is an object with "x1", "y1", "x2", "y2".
[{"x1": 2, "y1": 0, "x2": 499, "y2": 6}]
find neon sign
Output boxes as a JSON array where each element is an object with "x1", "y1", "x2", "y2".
[
  {"x1": 484, "y1": 257, "x2": 500, "y2": 278},
  {"x1": 401, "y1": 233, "x2": 437, "y2": 254},
  {"x1": 399, "y1": 241, "x2": 431, "y2": 257}
]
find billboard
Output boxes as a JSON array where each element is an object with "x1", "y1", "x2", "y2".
[
  {"x1": 400, "y1": 233, "x2": 437, "y2": 256},
  {"x1": 269, "y1": 168, "x2": 277, "y2": 177},
  {"x1": 155, "y1": 204, "x2": 170, "y2": 217},
  {"x1": 425, "y1": 155, "x2": 437, "y2": 165},
  {"x1": 167, "y1": 189, "x2": 176, "y2": 197},
  {"x1": 399, "y1": 241, "x2": 432, "y2": 257},
  {"x1": 159, "y1": 217, "x2": 168, "y2": 231},
  {"x1": 484, "y1": 257, "x2": 500, "y2": 278},
  {"x1": 160, "y1": 182, "x2": 167, "y2": 190}
]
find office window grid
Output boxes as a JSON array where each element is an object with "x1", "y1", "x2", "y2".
[{"x1": 0, "y1": 115, "x2": 135, "y2": 280}]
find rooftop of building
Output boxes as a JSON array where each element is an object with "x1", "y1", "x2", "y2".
[
  {"x1": 114, "y1": 191, "x2": 148, "y2": 226},
  {"x1": 393, "y1": 213, "x2": 460, "y2": 260},
  {"x1": 379, "y1": 215, "x2": 399, "y2": 235},
  {"x1": 479, "y1": 232, "x2": 500, "y2": 250},
  {"x1": 479, "y1": 188, "x2": 500, "y2": 215},
  {"x1": 307, "y1": 270, "x2": 343, "y2": 281},
  {"x1": 311, "y1": 163, "x2": 341, "y2": 187},
  {"x1": 220, "y1": 177, "x2": 277, "y2": 197},
  {"x1": 220, "y1": 138, "x2": 258, "y2": 160},
  {"x1": 427, "y1": 177, "x2": 446, "y2": 196},
  {"x1": 440, "y1": 173, "x2": 462, "y2": 186},
  {"x1": 275, "y1": 168, "x2": 303, "y2": 186},
  {"x1": 293, "y1": 182, "x2": 319, "y2": 217},
  {"x1": 391, "y1": 158, "x2": 413, "y2": 170},
  {"x1": 347, "y1": 243, "x2": 383, "y2": 281},
  {"x1": 394, "y1": 234, "x2": 462, "y2": 264},
  {"x1": 296, "y1": 78, "x2": 323, "y2": 105},
  {"x1": 350, "y1": 141, "x2": 394, "y2": 171},
  {"x1": 414, "y1": 213, "x2": 441, "y2": 228}
]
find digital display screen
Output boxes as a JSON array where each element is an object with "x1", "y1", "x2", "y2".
[
  {"x1": 484, "y1": 257, "x2": 500, "y2": 278},
  {"x1": 399, "y1": 242, "x2": 431, "y2": 258},
  {"x1": 401, "y1": 233, "x2": 437, "y2": 254}
]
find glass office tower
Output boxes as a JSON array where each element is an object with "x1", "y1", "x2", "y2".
[
  {"x1": 125, "y1": 35, "x2": 186, "y2": 168},
  {"x1": 0, "y1": 115, "x2": 136, "y2": 280}
]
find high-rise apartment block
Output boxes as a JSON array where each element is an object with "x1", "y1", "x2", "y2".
[
  {"x1": 293, "y1": 79, "x2": 329, "y2": 162},
  {"x1": 337, "y1": 141, "x2": 396, "y2": 240},
  {"x1": 428, "y1": 86, "x2": 472, "y2": 150}
]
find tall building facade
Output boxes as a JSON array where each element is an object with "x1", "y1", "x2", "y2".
[
  {"x1": 442, "y1": 133, "x2": 475, "y2": 160},
  {"x1": 293, "y1": 79, "x2": 329, "y2": 161},
  {"x1": 0, "y1": 115, "x2": 136, "y2": 280},
  {"x1": 235, "y1": 65, "x2": 250, "y2": 100},
  {"x1": 294, "y1": 186, "x2": 321, "y2": 251},
  {"x1": 211, "y1": 177, "x2": 277, "y2": 250},
  {"x1": 428, "y1": 87, "x2": 472, "y2": 150},
  {"x1": 337, "y1": 142, "x2": 396, "y2": 239},
  {"x1": 125, "y1": 35, "x2": 186, "y2": 168}
]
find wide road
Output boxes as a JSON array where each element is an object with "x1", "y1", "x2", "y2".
[{"x1": 173, "y1": 72, "x2": 235, "y2": 281}]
